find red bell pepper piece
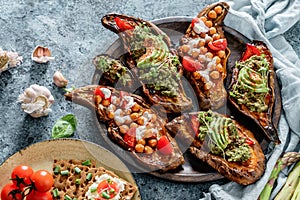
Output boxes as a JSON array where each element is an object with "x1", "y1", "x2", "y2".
[
  {"x1": 94, "y1": 87, "x2": 105, "y2": 98},
  {"x1": 245, "y1": 137, "x2": 255, "y2": 146},
  {"x1": 114, "y1": 17, "x2": 134, "y2": 32},
  {"x1": 182, "y1": 56, "x2": 203, "y2": 72},
  {"x1": 157, "y1": 135, "x2": 173, "y2": 155},
  {"x1": 241, "y1": 43, "x2": 261, "y2": 61}
]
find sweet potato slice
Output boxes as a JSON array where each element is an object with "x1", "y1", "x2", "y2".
[
  {"x1": 166, "y1": 111, "x2": 265, "y2": 185},
  {"x1": 101, "y1": 13, "x2": 193, "y2": 113},
  {"x1": 228, "y1": 40, "x2": 280, "y2": 144},
  {"x1": 65, "y1": 85, "x2": 184, "y2": 172},
  {"x1": 178, "y1": 2, "x2": 230, "y2": 110}
]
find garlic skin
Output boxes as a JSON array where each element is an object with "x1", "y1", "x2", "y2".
[
  {"x1": 53, "y1": 70, "x2": 68, "y2": 87},
  {"x1": 0, "y1": 48, "x2": 23, "y2": 73},
  {"x1": 18, "y1": 84, "x2": 55, "y2": 118},
  {"x1": 31, "y1": 46, "x2": 54, "y2": 63}
]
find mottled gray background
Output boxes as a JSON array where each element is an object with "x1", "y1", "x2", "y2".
[{"x1": 0, "y1": 0, "x2": 299, "y2": 199}]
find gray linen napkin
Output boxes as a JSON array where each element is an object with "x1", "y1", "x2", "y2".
[{"x1": 200, "y1": 0, "x2": 300, "y2": 199}]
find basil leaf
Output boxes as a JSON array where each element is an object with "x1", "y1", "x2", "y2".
[{"x1": 51, "y1": 114, "x2": 77, "y2": 138}]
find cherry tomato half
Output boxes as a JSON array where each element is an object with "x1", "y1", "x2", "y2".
[
  {"x1": 208, "y1": 39, "x2": 227, "y2": 51},
  {"x1": 191, "y1": 17, "x2": 199, "y2": 28},
  {"x1": 30, "y1": 170, "x2": 54, "y2": 193},
  {"x1": 241, "y1": 43, "x2": 261, "y2": 61},
  {"x1": 1, "y1": 183, "x2": 22, "y2": 200},
  {"x1": 182, "y1": 56, "x2": 203, "y2": 72},
  {"x1": 11, "y1": 165, "x2": 34, "y2": 189},
  {"x1": 114, "y1": 17, "x2": 134, "y2": 32},
  {"x1": 97, "y1": 179, "x2": 119, "y2": 200},
  {"x1": 123, "y1": 127, "x2": 136, "y2": 148},
  {"x1": 157, "y1": 135, "x2": 173, "y2": 155},
  {"x1": 191, "y1": 115, "x2": 200, "y2": 137},
  {"x1": 26, "y1": 190, "x2": 52, "y2": 200}
]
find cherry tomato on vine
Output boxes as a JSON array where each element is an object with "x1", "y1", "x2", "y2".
[
  {"x1": 11, "y1": 165, "x2": 34, "y2": 188},
  {"x1": 1, "y1": 183, "x2": 22, "y2": 200},
  {"x1": 30, "y1": 170, "x2": 54, "y2": 193},
  {"x1": 26, "y1": 190, "x2": 52, "y2": 200}
]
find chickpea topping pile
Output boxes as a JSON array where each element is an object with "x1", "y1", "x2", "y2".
[
  {"x1": 94, "y1": 87, "x2": 168, "y2": 154},
  {"x1": 178, "y1": 5, "x2": 228, "y2": 93}
]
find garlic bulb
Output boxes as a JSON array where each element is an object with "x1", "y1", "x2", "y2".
[
  {"x1": 0, "y1": 48, "x2": 23, "y2": 73},
  {"x1": 31, "y1": 46, "x2": 54, "y2": 63},
  {"x1": 53, "y1": 70, "x2": 68, "y2": 87},
  {"x1": 18, "y1": 84, "x2": 55, "y2": 118}
]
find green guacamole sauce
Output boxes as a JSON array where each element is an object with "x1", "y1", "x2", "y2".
[
  {"x1": 197, "y1": 110, "x2": 251, "y2": 162},
  {"x1": 229, "y1": 55, "x2": 270, "y2": 112},
  {"x1": 96, "y1": 56, "x2": 131, "y2": 86},
  {"x1": 129, "y1": 25, "x2": 180, "y2": 97}
]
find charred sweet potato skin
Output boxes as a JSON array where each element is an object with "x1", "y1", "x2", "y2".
[
  {"x1": 166, "y1": 112, "x2": 265, "y2": 185},
  {"x1": 65, "y1": 85, "x2": 184, "y2": 172},
  {"x1": 178, "y1": 2, "x2": 230, "y2": 110},
  {"x1": 228, "y1": 41, "x2": 279, "y2": 144},
  {"x1": 101, "y1": 13, "x2": 193, "y2": 113}
]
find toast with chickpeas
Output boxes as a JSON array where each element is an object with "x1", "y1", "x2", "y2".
[
  {"x1": 178, "y1": 2, "x2": 230, "y2": 110},
  {"x1": 65, "y1": 85, "x2": 184, "y2": 172},
  {"x1": 101, "y1": 13, "x2": 193, "y2": 113}
]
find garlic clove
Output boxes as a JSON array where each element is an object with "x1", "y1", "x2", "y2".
[
  {"x1": 31, "y1": 46, "x2": 55, "y2": 63},
  {"x1": 53, "y1": 70, "x2": 68, "y2": 87},
  {"x1": 18, "y1": 84, "x2": 54, "y2": 118},
  {"x1": 0, "y1": 48, "x2": 22, "y2": 73}
]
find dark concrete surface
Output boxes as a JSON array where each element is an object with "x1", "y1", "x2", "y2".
[{"x1": 0, "y1": 1, "x2": 299, "y2": 200}]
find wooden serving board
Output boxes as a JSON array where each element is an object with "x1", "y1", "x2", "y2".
[{"x1": 91, "y1": 17, "x2": 281, "y2": 182}]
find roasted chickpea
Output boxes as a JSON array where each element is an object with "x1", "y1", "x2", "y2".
[
  {"x1": 205, "y1": 52, "x2": 214, "y2": 59},
  {"x1": 144, "y1": 129, "x2": 154, "y2": 138},
  {"x1": 191, "y1": 49, "x2": 200, "y2": 58},
  {"x1": 216, "y1": 63, "x2": 224, "y2": 73},
  {"x1": 135, "y1": 144, "x2": 145, "y2": 153},
  {"x1": 200, "y1": 47, "x2": 208, "y2": 54},
  {"x1": 180, "y1": 45, "x2": 190, "y2": 53},
  {"x1": 217, "y1": 50, "x2": 226, "y2": 58},
  {"x1": 130, "y1": 122, "x2": 138, "y2": 128},
  {"x1": 102, "y1": 99, "x2": 111, "y2": 106},
  {"x1": 107, "y1": 111, "x2": 114, "y2": 119},
  {"x1": 131, "y1": 103, "x2": 140, "y2": 112},
  {"x1": 130, "y1": 112, "x2": 139, "y2": 121},
  {"x1": 119, "y1": 125, "x2": 129, "y2": 134},
  {"x1": 209, "y1": 27, "x2": 217, "y2": 35},
  {"x1": 208, "y1": 10, "x2": 217, "y2": 19},
  {"x1": 198, "y1": 38, "x2": 206, "y2": 47},
  {"x1": 199, "y1": 16, "x2": 207, "y2": 23},
  {"x1": 137, "y1": 116, "x2": 145, "y2": 125},
  {"x1": 193, "y1": 71, "x2": 201, "y2": 80},
  {"x1": 205, "y1": 20, "x2": 213, "y2": 28},
  {"x1": 95, "y1": 95, "x2": 102, "y2": 105},
  {"x1": 137, "y1": 139, "x2": 146, "y2": 146},
  {"x1": 144, "y1": 146, "x2": 154, "y2": 154},
  {"x1": 213, "y1": 56, "x2": 221, "y2": 64},
  {"x1": 214, "y1": 5, "x2": 223, "y2": 14},
  {"x1": 198, "y1": 55, "x2": 206, "y2": 63},
  {"x1": 212, "y1": 33, "x2": 221, "y2": 40},
  {"x1": 148, "y1": 139, "x2": 158, "y2": 148},
  {"x1": 210, "y1": 70, "x2": 220, "y2": 79}
]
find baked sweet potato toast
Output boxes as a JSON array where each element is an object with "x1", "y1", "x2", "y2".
[
  {"x1": 101, "y1": 13, "x2": 193, "y2": 113},
  {"x1": 166, "y1": 110, "x2": 265, "y2": 185},
  {"x1": 228, "y1": 41, "x2": 280, "y2": 144},
  {"x1": 177, "y1": 2, "x2": 230, "y2": 110},
  {"x1": 92, "y1": 54, "x2": 135, "y2": 91},
  {"x1": 65, "y1": 85, "x2": 184, "y2": 172}
]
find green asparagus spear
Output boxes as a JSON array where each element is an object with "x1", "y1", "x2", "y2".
[
  {"x1": 259, "y1": 152, "x2": 300, "y2": 200},
  {"x1": 274, "y1": 161, "x2": 300, "y2": 200},
  {"x1": 291, "y1": 179, "x2": 300, "y2": 200}
]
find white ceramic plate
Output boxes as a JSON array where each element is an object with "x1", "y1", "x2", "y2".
[{"x1": 0, "y1": 138, "x2": 141, "y2": 200}]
